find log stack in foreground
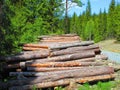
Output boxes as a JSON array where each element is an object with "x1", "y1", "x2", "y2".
[{"x1": 0, "y1": 34, "x2": 114, "y2": 90}]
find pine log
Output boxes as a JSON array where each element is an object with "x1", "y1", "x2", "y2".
[
  {"x1": 95, "y1": 54, "x2": 108, "y2": 60},
  {"x1": 40, "y1": 36, "x2": 80, "y2": 40},
  {"x1": 40, "y1": 39, "x2": 80, "y2": 43},
  {"x1": 23, "y1": 41, "x2": 94, "y2": 50},
  {"x1": 38, "y1": 34, "x2": 78, "y2": 39},
  {"x1": 67, "y1": 44, "x2": 99, "y2": 50},
  {"x1": 7, "y1": 66, "x2": 114, "y2": 87},
  {"x1": 50, "y1": 45, "x2": 100, "y2": 56},
  {"x1": 26, "y1": 61, "x2": 102, "y2": 67},
  {"x1": 4, "y1": 57, "x2": 95, "y2": 69},
  {"x1": 24, "y1": 44, "x2": 49, "y2": 49},
  {"x1": 10, "y1": 66, "x2": 114, "y2": 78},
  {"x1": 27, "y1": 50, "x2": 95, "y2": 63},
  {"x1": 1, "y1": 50, "x2": 50, "y2": 62},
  {"x1": 27, "y1": 66, "x2": 94, "y2": 72},
  {"x1": 8, "y1": 74, "x2": 115, "y2": 90},
  {"x1": 22, "y1": 47, "x2": 48, "y2": 51},
  {"x1": 50, "y1": 41, "x2": 94, "y2": 49}
]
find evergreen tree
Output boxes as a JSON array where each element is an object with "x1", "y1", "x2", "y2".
[
  {"x1": 107, "y1": 0, "x2": 116, "y2": 38},
  {"x1": 114, "y1": 3, "x2": 120, "y2": 41},
  {"x1": 64, "y1": 0, "x2": 82, "y2": 33},
  {"x1": 102, "y1": 9, "x2": 107, "y2": 39},
  {"x1": 70, "y1": 12, "x2": 78, "y2": 33},
  {"x1": 85, "y1": 0, "x2": 91, "y2": 21},
  {"x1": 84, "y1": 19, "x2": 95, "y2": 40}
]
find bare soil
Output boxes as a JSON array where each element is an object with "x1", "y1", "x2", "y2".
[{"x1": 97, "y1": 39, "x2": 120, "y2": 53}]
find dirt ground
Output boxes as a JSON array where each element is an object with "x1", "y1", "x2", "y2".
[{"x1": 97, "y1": 39, "x2": 120, "y2": 53}]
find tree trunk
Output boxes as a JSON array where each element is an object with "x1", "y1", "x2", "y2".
[
  {"x1": 9, "y1": 66, "x2": 114, "y2": 77},
  {"x1": 37, "y1": 34, "x2": 78, "y2": 39},
  {"x1": 22, "y1": 47, "x2": 48, "y2": 51},
  {"x1": 8, "y1": 74, "x2": 115, "y2": 90},
  {"x1": 4, "y1": 57, "x2": 95, "y2": 69},
  {"x1": 24, "y1": 44, "x2": 49, "y2": 49},
  {"x1": 27, "y1": 50, "x2": 95, "y2": 63},
  {"x1": 50, "y1": 41, "x2": 94, "y2": 49},
  {"x1": 1, "y1": 50, "x2": 50, "y2": 62},
  {"x1": 23, "y1": 41, "x2": 94, "y2": 50},
  {"x1": 26, "y1": 61, "x2": 102, "y2": 67},
  {"x1": 50, "y1": 45, "x2": 100, "y2": 56},
  {"x1": 95, "y1": 54, "x2": 108, "y2": 60}
]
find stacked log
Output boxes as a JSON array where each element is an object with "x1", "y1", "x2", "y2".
[
  {"x1": 37, "y1": 34, "x2": 81, "y2": 43},
  {"x1": 0, "y1": 34, "x2": 115, "y2": 90}
]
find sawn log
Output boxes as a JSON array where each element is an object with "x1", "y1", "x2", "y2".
[
  {"x1": 8, "y1": 74, "x2": 115, "y2": 90},
  {"x1": 9, "y1": 66, "x2": 114, "y2": 77}
]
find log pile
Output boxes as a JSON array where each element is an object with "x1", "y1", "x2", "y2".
[{"x1": 0, "y1": 34, "x2": 115, "y2": 90}]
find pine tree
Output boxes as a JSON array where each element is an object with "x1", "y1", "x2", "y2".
[
  {"x1": 102, "y1": 9, "x2": 107, "y2": 39},
  {"x1": 107, "y1": 0, "x2": 116, "y2": 38},
  {"x1": 86, "y1": 0, "x2": 91, "y2": 21},
  {"x1": 84, "y1": 19, "x2": 95, "y2": 40},
  {"x1": 70, "y1": 12, "x2": 78, "y2": 33},
  {"x1": 114, "y1": 3, "x2": 120, "y2": 41},
  {"x1": 64, "y1": 0, "x2": 82, "y2": 33}
]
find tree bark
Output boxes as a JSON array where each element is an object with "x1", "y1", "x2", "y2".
[
  {"x1": 26, "y1": 61, "x2": 102, "y2": 67},
  {"x1": 9, "y1": 66, "x2": 114, "y2": 77},
  {"x1": 27, "y1": 65, "x2": 96, "y2": 72},
  {"x1": 3, "y1": 57, "x2": 95, "y2": 70},
  {"x1": 8, "y1": 74, "x2": 115, "y2": 90},
  {"x1": 37, "y1": 34, "x2": 78, "y2": 39},
  {"x1": 22, "y1": 47, "x2": 48, "y2": 51},
  {"x1": 40, "y1": 39, "x2": 80, "y2": 43},
  {"x1": 40, "y1": 36, "x2": 80, "y2": 40},
  {"x1": 24, "y1": 44, "x2": 49, "y2": 49},
  {"x1": 1, "y1": 50, "x2": 50, "y2": 62},
  {"x1": 27, "y1": 50, "x2": 95, "y2": 63},
  {"x1": 23, "y1": 41, "x2": 94, "y2": 50},
  {"x1": 95, "y1": 54, "x2": 108, "y2": 60},
  {"x1": 50, "y1": 41, "x2": 94, "y2": 49},
  {"x1": 50, "y1": 45, "x2": 100, "y2": 56}
]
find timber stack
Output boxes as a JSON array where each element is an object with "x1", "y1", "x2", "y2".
[{"x1": 0, "y1": 34, "x2": 115, "y2": 90}]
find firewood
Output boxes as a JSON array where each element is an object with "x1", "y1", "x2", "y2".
[{"x1": 8, "y1": 74, "x2": 115, "y2": 90}]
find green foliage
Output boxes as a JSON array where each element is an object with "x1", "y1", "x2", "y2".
[
  {"x1": 114, "y1": 4, "x2": 120, "y2": 41},
  {"x1": 69, "y1": 0, "x2": 120, "y2": 42},
  {"x1": 84, "y1": 19, "x2": 95, "y2": 40},
  {"x1": 0, "y1": 0, "x2": 64, "y2": 55},
  {"x1": 107, "y1": 0, "x2": 116, "y2": 38},
  {"x1": 78, "y1": 81, "x2": 115, "y2": 90}
]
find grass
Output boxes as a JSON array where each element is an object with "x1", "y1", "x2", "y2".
[
  {"x1": 32, "y1": 80, "x2": 120, "y2": 90},
  {"x1": 78, "y1": 81, "x2": 115, "y2": 90}
]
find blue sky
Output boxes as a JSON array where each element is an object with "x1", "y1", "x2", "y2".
[{"x1": 68, "y1": 0, "x2": 120, "y2": 16}]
